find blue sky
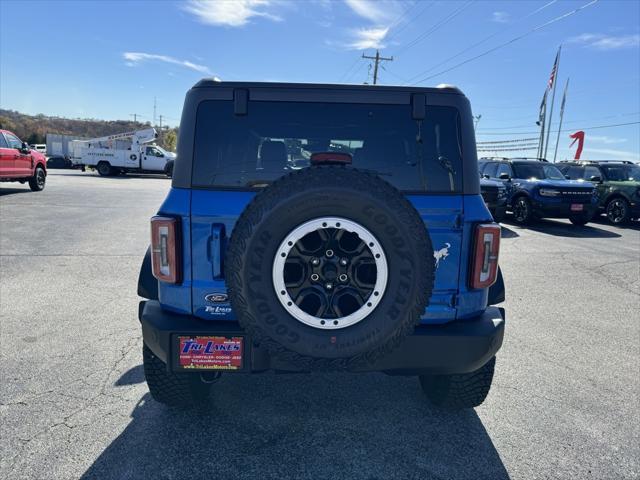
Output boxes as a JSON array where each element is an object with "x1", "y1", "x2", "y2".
[{"x1": 1, "y1": 0, "x2": 638, "y2": 161}]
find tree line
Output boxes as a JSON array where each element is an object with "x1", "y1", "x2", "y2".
[{"x1": 0, "y1": 109, "x2": 178, "y2": 152}]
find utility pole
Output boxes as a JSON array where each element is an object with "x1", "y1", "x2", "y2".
[
  {"x1": 362, "y1": 50, "x2": 393, "y2": 85},
  {"x1": 129, "y1": 113, "x2": 141, "y2": 123},
  {"x1": 153, "y1": 97, "x2": 157, "y2": 127},
  {"x1": 158, "y1": 115, "x2": 163, "y2": 146},
  {"x1": 473, "y1": 114, "x2": 482, "y2": 131}
]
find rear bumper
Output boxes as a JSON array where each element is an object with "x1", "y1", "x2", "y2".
[{"x1": 139, "y1": 300, "x2": 505, "y2": 375}]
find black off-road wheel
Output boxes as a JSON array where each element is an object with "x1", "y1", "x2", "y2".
[
  {"x1": 512, "y1": 196, "x2": 535, "y2": 224},
  {"x1": 28, "y1": 166, "x2": 46, "y2": 191},
  {"x1": 97, "y1": 162, "x2": 113, "y2": 177},
  {"x1": 419, "y1": 357, "x2": 496, "y2": 410},
  {"x1": 143, "y1": 344, "x2": 212, "y2": 407},
  {"x1": 606, "y1": 198, "x2": 630, "y2": 225},
  {"x1": 226, "y1": 166, "x2": 435, "y2": 370}
]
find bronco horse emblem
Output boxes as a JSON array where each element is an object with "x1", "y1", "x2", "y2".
[{"x1": 433, "y1": 243, "x2": 451, "y2": 268}]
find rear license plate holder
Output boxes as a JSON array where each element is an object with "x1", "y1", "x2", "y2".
[
  {"x1": 175, "y1": 335, "x2": 244, "y2": 371},
  {"x1": 570, "y1": 203, "x2": 584, "y2": 212}
]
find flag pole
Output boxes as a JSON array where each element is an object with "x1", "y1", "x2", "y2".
[
  {"x1": 543, "y1": 45, "x2": 562, "y2": 159},
  {"x1": 536, "y1": 90, "x2": 547, "y2": 159},
  {"x1": 553, "y1": 78, "x2": 569, "y2": 163}
]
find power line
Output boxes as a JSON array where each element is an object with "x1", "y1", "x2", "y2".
[
  {"x1": 475, "y1": 120, "x2": 640, "y2": 136},
  {"x1": 477, "y1": 111, "x2": 640, "y2": 130},
  {"x1": 393, "y1": 1, "x2": 475, "y2": 58},
  {"x1": 385, "y1": 1, "x2": 436, "y2": 45},
  {"x1": 411, "y1": 0, "x2": 600, "y2": 85},
  {"x1": 478, "y1": 137, "x2": 539, "y2": 144},
  {"x1": 404, "y1": 0, "x2": 558, "y2": 84}
]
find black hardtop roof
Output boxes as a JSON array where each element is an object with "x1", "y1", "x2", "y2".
[
  {"x1": 556, "y1": 160, "x2": 637, "y2": 165},
  {"x1": 480, "y1": 157, "x2": 548, "y2": 163},
  {"x1": 192, "y1": 79, "x2": 465, "y2": 96}
]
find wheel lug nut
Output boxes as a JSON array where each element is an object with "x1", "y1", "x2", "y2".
[
  {"x1": 311, "y1": 274, "x2": 319, "y2": 281},
  {"x1": 339, "y1": 274, "x2": 348, "y2": 283},
  {"x1": 325, "y1": 250, "x2": 334, "y2": 258},
  {"x1": 340, "y1": 258, "x2": 348, "y2": 266},
  {"x1": 325, "y1": 283, "x2": 333, "y2": 290},
  {"x1": 311, "y1": 258, "x2": 320, "y2": 266}
]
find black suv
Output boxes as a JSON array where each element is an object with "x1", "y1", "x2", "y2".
[
  {"x1": 479, "y1": 157, "x2": 597, "y2": 225},
  {"x1": 557, "y1": 161, "x2": 640, "y2": 225},
  {"x1": 480, "y1": 176, "x2": 507, "y2": 222}
]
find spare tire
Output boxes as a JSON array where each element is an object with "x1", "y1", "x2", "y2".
[{"x1": 226, "y1": 166, "x2": 435, "y2": 369}]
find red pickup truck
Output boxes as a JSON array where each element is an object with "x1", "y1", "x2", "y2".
[{"x1": 0, "y1": 129, "x2": 47, "y2": 191}]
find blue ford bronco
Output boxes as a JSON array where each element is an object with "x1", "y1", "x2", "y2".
[
  {"x1": 138, "y1": 81, "x2": 505, "y2": 410},
  {"x1": 479, "y1": 157, "x2": 597, "y2": 225}
]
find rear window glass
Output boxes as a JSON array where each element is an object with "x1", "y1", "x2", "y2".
[{"x1": 192, "y1": 101, "x2": 463, "y2": 192}]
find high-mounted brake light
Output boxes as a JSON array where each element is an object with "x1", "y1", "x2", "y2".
[
  {"x1": 150, "y1": 216, "x2": 181, "y2": 284},
  {"x1": 470, "y1": 223, "x2": 501, "y2": 289}
]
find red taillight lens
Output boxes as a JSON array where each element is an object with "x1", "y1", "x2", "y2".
[
  {"x1": 150, "y1": 216, "x2": 181, "y2": 284},
  {"x1": 470, "y1": 223, "x2": 501, "y2": 289}
]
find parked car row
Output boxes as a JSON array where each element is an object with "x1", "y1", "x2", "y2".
[{"x1": 478, "y1": 157, "x2": 639, "y2": 227}]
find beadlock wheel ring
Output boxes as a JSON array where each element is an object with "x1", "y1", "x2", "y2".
[{"x1": 272, "y1": 217, "x2": 388, "y2": 330}]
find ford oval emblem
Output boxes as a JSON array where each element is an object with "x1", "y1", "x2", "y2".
[{"x1": 205, "y1": 293, "x2": 228, "y2": 303}]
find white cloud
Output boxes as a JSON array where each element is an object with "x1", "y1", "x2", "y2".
[
  {"x1": 123, "y1": 52, "x2": 212, "y2": 75},
  {"x1": 346, "y1": 27, "x2": 390, "y2": 50},
  {"x1": 184, "y1": 0, "x2": 282, "y2": 27},
  {"x1": 569, "y1": 33, "x2": 640, "y2": 50},
  {"x1": 589, "y1": 135, "x2": 628, "y2": 145},
  {"x1": 492, "y1": 11, "x2": 510, "y2": 23},
  {"x1": 345, "y1": 0, "x2": 395, "y2": 23}
]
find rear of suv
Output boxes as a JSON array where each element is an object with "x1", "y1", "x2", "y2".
[
  {"x1": 479, "y1": 157, "x2": 597, "y2": 225},
  {"x1": 557, "y1": 161, "x2": 640, "y2": 225},
  {"x1": 137, "y1": 81, "x2": 506, "y2": 410}
]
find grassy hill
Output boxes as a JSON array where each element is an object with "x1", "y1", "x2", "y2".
[{"x1": 0, "y1": 109, "x2": 177, "y2": 150}]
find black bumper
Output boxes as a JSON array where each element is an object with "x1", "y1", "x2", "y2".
[
  {"x1": 139, "y1": 300, "x2": 505, "y2": 375},
  {"x1": 531, "y1": 201, "x2": 598, "y2": 218}
]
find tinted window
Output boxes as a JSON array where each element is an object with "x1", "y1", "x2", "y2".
[
  {"x1": 0, "y1": 134, "x2": 8, "y2": 149},
  {"x1": 483, "y1": 162, "x2": 499, "y2": 178},
  {"x1": 193, "y1": 101, "x2": 463, "y2": 192},
  {"x1": 583, "y1": 166, "x2": 601, "y2": 180},
  {"x1": 563, "y1": 165, "x2": 584, "y2": 180},
  {"x1": 4, "y1": 133, "x2": 22, "y2": 149},
  {"x1": 512, "y1": 163, "x2": 565, "y2": 180},
  {"x1": 601, "y1": 165, "x2": 640, "y2": 181},
  {"x1": 496, "y1": 163, "x2": 512, "y2": 178}
]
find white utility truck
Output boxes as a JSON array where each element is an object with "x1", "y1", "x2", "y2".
[{"x1": 70, "y1": 128, "x2": 176, "y2": 176}]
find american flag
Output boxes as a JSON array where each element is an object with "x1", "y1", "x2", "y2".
[{"x1": 548, "y1": 48, "x2": 560, "y2": 90}]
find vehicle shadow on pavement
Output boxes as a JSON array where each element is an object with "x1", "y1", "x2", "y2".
[
  {"x1": 81, "y1": 372, "x2": 509, "y2": 480},
  {"x1": 589, "y1": 215, "x2": 640, "y2": 231},
  {"x1": 500, "y1": 225, "x2": 519, "y2": 239},
  {"x1": 503, "y1": 218, "x2": 621, "y2": 238},
  {"x1": 0, "y1": 187, "x2": 33, "y2": 196}
]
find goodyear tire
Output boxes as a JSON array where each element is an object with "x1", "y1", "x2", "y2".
[
  {"x1": 226, "y1": 166, "x2": 435, "y2": 370},
  {"x1": 143, "y1": 344, "x2": 211, "y2": 407},
  {"x1": 419, "y1": 357, "x2": 496, "y2": 410}
]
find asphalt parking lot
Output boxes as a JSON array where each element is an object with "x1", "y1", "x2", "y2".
[{"x1": 1, "y1": 170, "x2": 638, "y2": 480}]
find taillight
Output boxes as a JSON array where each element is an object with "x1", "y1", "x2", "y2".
[
  {"x1": 150, "y1": 216, "x2": 181, "y2": 284},
  {"x1": 470, "y1": 223, "x2": 501, "y2": 289}
]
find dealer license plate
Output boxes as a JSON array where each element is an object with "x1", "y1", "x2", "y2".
[
  {"x1": 570, "y1": 204, "x2": 584, "y2": 212},
  {"x1": 178, "y1": 336, "x2": 243, "y2": 370}
]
